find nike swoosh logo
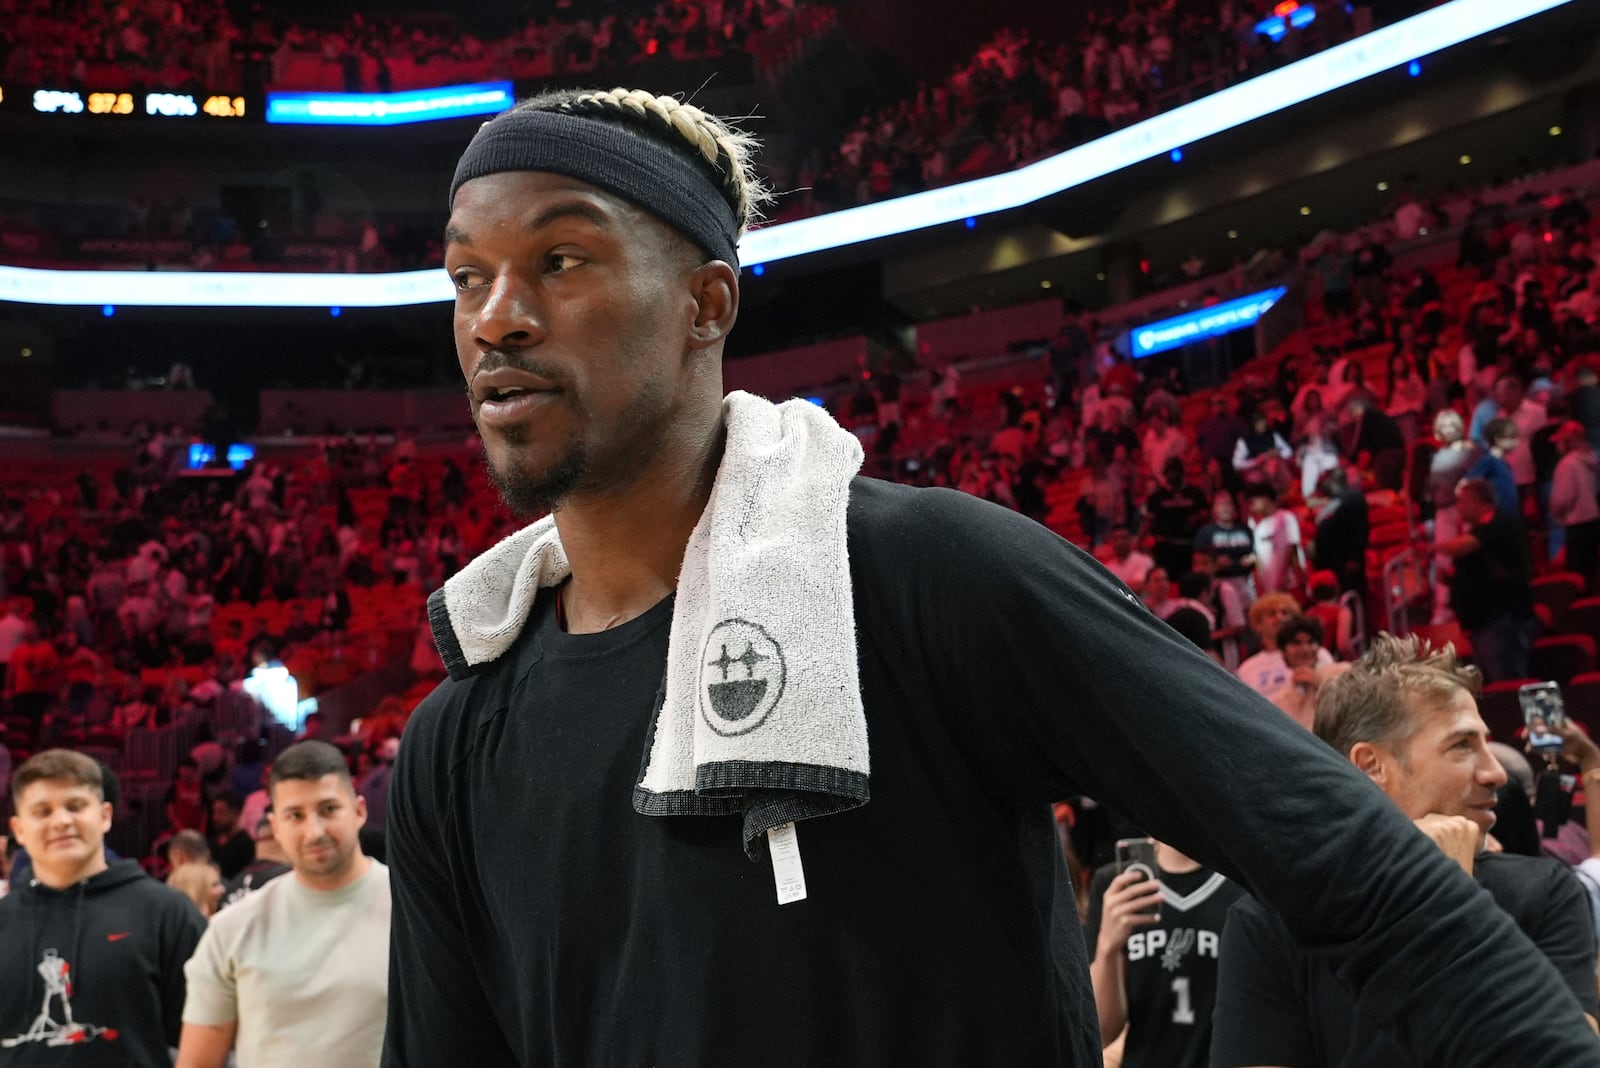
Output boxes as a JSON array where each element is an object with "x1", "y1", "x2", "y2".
[{"x1": 107, "y1": 932, "x2": 131, "y2": 942}]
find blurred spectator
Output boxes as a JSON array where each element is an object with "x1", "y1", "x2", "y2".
[
  {"x1": 358, "y1": 734, "x2": 399, "y2": 833},
  {"x1": 1548, "y1": 420, "x2": 1600, "y2": 588},
  {"x1": 168, "y1": 860, "x2": 226, "y2": 921},
  {"x1": 1244, "y1": 483, "x2": 1305, "y2": 597},
  {"x1": 1308, "y1": 466, "x2": 1368, "y2": 596},
  {"x1": 1466, "y1": 417, "x2": 1522, "y2": 519},
  {"x1": 1428, "y1": 409, "x2": 1483, "y2": 622},
  {"x1": 1440, "y1": 479, "x2": 1537, "y2": 683},
  {"x1": 206, "y1": 790, "x2": 255, "y2": 882},
  {"x1": 1100, "y1": 524, "x2": 1155, "y2": 594},
  {"x1": 220, "y1": 816, "x2": 292, "y2": 909},
  {"x1": 1193, "y1": 493, "x2": 1255, "y2": 610},
  {"x1": 0, "y1": 600, "x2": 24, "y2": 697},
  {"x1": 1142, "y1": 457, "x2": 1208, "y2": 580},
  {"x1": 1268, "y1": 615, "x2": 1342, "y2": 731},
  {"x1": 1231, "y1": 411, "x2": 1292, "y2": 482},
  {"x1": 1235, "y1": 593, "x2": 1300, "y2": 698},
  {"x1": 1339, "y1": 395, "x2": 1406, "y2": 493},
  {"x1": 5, "y1": 622, "x2": 61, "y2": 727}
]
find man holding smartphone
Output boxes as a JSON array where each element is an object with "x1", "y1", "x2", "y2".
[
  {"x1": 1213, "y1": 634, "x2": 1598, "y2": 1066},
  {"x1": 1087, "y1": 839, "x2": 1242, "y2": 1067}
]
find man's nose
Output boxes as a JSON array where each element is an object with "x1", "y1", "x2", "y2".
[
  {"x1": 472, "y1": 274, "x2": 544, "y2": 352},
  {"x1": 1480, "y1": 749, "x2": 1508, "y2": 789}
]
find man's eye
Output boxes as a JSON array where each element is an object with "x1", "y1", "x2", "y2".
[
  {"x1": 545, "y1": 253, "x2": 581, "y2": 274},
  {"x1": 452, "y1": 269, "x2": 488, "y2": 290}
]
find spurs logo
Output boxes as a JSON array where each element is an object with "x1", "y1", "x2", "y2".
[
  {"x1": 700, "y1": 619, "x2": 786, "y2": 736},
  {"x1": 1161, "y1": 928, "x2": 1197, "y2": 972}
]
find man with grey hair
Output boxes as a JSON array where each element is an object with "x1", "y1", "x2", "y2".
[{"x1": 1212, "y1": 634, "x2": 1598, "y2": 1066}]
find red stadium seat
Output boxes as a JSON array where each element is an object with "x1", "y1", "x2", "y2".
[
  {"x1": 1408, "y1": 622, "x2": 1471, "y2": 658},
  {"x1": 1530, "y1": 635, "x2": 1597, "y2": 688},
  {"x1": 1369, "y1": 522, "x2": 1410, "y2": 549},
  {"x1": 1531, "y1": 573, "x2": 1587, "y2": 633},
  {"x1": 1562, "y1": 672, "x2": 1600, "y2": 725},
  {"x1": 1563, "y1": 596, "x2": 1600, "y2": 646}
]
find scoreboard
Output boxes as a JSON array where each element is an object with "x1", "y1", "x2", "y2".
[
  {"x1": 17, "y1": 87, "x2": 250, "y2": 120},
  {"x1": 5, "y1": 82, "x2": 508, "y2": 125}
]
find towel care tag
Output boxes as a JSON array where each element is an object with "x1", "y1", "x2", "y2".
[{"x1": 767, "y1": 822, "x2": 807, "y2": 904}]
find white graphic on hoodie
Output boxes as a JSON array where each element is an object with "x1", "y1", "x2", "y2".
[{"x1": 1, "y1": 949, "x2": 114, "y2": 1049}]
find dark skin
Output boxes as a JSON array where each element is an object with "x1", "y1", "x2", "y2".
[{"x1": 444, "y1": 171, "x2": 739, "y2": 633}]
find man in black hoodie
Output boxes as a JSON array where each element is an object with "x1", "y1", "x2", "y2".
[{"x1": 0, "y1": 749, "x2": 205, "y2": 1065}]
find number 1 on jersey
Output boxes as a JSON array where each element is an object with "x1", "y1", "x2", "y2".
[{"x1": 1170, "y1": 976, "x2": 1195, "y2": 1024}]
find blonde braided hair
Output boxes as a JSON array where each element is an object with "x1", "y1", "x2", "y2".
[{"x1": 513, "y1": 87, "x2": 772, "y2": 239}]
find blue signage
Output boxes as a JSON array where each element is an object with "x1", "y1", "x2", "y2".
[
  {"x1": 1130, "y1": 287, "x2": 1287, "y2": 358},
  {"x1": 265, "y1": 81, "x2": 512, "y2": 126}
]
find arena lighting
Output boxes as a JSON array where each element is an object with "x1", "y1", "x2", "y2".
[
  {"x1": 0, "y1": 264, "x2": 451, "y2": 308},
  {"x1": 265, "y1": 81, "x2": 513, "y2": 126},
  {"x1": 1256, "y1": 5, "x2": 1315, "y2": 42},
  {"x1": 188, "y1": 442, "x2": 256, "y2": 470},
  {"x1": 1130, "y1": 287, "x2": 1287, "y2": 358},
  {"x1": 0, "y1": 0, "x2": 1576, "y2": 308}
]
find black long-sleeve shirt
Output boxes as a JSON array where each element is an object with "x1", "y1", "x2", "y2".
[
  {"x1": 1212, "y1": 853, "x2": 1598, "y2": 1066},
  {"x1": 383, "y1": 477, "x2": 1600, "y2": 1066}
]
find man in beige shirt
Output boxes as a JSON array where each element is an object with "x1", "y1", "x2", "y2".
[{"x1": 176, "y1": 741, "x2": 391, "y2": 1068}]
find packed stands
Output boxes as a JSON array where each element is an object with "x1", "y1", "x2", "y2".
[
  {"x1": 765, "y1": 0, "x2": 1376, "y2": 218},
  {"x1": 0, "y1": 0, "x2": 1400, "y2": 267},
  {"x1": 0, "y1": 0, "x2": 834, "y2": 95},
  {"x1": 2, "y1": 0, "x2": 1595, "y2": 882}
]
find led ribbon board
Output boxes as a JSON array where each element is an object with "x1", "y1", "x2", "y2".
[
  {"x1": 0, "y1": 0, "x2": 1575, "y2": 307},
  {"x1": 265, "y1": 81, "x2": 513, "y2": 126},
  {"x1": 1130, "y1": 287, "x2": 1287, "y2": 358},
  {"x1": 24, "y1": 88, "x2": 247, "y2": 118},
  {"x1": 0, "y1": 265, "x2": 451, "y2": 308}
]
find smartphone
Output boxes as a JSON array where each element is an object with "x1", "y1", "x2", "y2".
[
  {"x1": 1518, "y1": 681, "x2": 1566, "y2": 755},
  {"x1": 1115, "y1": 837, "x2": 1161, "y2": 921}
]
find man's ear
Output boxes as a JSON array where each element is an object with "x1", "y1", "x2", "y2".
[
  {"x1": 1348, "y1": 741, "x2": 1387, "y2": 787},
  {"x1": 686, "y1": 260, "x2": 739, "y2": 349}
]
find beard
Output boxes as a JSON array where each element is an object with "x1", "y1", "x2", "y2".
[
  {"x1": 478, "y1": 373, "x2": 675, "y2": 517},
  {"x1": 483, "y1": 434, "x2": 588, "y2": 517}
]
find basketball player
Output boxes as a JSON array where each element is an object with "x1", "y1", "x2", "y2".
[{"x1": 382, "y1": 88, "x2": 1600, "y2": 1066}]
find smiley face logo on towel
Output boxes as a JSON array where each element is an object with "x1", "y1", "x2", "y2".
[{"x1": 701, "y1": 619, "x2": 786, "y2": 737}]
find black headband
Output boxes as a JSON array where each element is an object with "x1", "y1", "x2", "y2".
[{"x1": 449, "y1": 108, "x2": 740, "y2": 269}]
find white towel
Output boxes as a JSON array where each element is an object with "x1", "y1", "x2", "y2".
[{"x1": 427, "y1": 391, "x2": 870, "y2": 856}]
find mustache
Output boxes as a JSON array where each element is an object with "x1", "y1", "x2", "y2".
[{"x1": 466, "y1": 350, "x2": 572, "y2": 395}]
